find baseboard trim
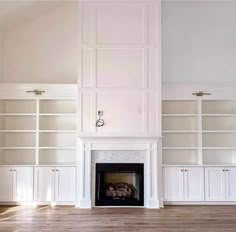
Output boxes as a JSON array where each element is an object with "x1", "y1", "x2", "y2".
[
  {"x1": 78, "y1": 199, "x2": 92, "y2": 208},
  {"x1": 147, "y1": 199, "x2": 160, "y2": 208},
  {"x1": 164, "y1": 201, "x2": 236, "y2": 205}
]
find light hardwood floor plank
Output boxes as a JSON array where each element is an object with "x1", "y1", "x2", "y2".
[{"x1": 1, "y1": 206, "x2": 236, "y2": 232}]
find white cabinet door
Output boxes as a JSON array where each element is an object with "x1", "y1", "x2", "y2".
[
  {"x1": 163, "y1": 167, "x2": 184, "y2": 201},
  {"x1": 226, "y1": 168, "x2": 236, "y2": 201},
  {"x1": 14, "y1": 167, "x2": 33, "y2": 201},
  {"x1": 54, "y1": 167, "x2": 76, "y2": 202},
  {"x1": 34, "y1": 167, "x2": 55, "y2": 202},
  {"x1": 205, "y1": 168, "x2": 225, "y2": 201},
  {"x1": 0, "y1": 167, "x2": 13, "y2": 201},
  {"x1": 184, "y1": 167, "x2": 204, "y2": 201}
]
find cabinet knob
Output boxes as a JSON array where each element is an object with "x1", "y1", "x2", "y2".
[
  {"x1": 181, "y1": 169, "x2": 184, "y2": 172},
  {"x1": 223, "y1": 169, "x2": 225, "y2": 172},
  {"x1": 185, "y1": 169, "x2": 187, "y2": 172}
]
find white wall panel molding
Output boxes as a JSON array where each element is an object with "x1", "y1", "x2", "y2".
[
  {"x1": 96, "y1": 92, "x2": 144, "y2": 133},
  {"x1": 80, "y1": 90, "x2": 158, "y2": 135},
  {"x1": 95, "y1": 3, "x2": 146, "y2": 45},
  {"x1": 96, "y1": 48, "x2": 145, "y2": 88},
  {"x1": 80, "y1": 46, "x2": 149, "y2": 89},
  {"x1": 79, "y1": 0, "x2": 160, "y2": 136}
]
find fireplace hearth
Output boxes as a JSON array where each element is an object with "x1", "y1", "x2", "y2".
[{"x1": 95, "y1": 163, "x2": 144, "y2": 206}]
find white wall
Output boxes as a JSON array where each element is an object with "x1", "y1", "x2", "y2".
[
  {"x1": 0, "y1": 33, "x2": 3, "y2": 82},
  {"x1": 2, "y1": 2, "x2": 78, "y2": 84},
  {"x1": 162, "y1": 1, "x2": 236, "y2": 84}
]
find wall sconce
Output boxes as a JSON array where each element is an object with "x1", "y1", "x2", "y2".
[{"x1": 192, "y1": 91, "x2": 211, "y2": 97}]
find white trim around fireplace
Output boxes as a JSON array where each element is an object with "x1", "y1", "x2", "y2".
[{"x1": 77, "y1": 136, "x2": 162, "y2": 208}]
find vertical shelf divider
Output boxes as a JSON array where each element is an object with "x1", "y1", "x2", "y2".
[
  {"x1": 2, "y1": 100, "x2": 6, "y2": 164},
  {"x1": 36, "y1": 98, "x2": 40, "y2": 165},
  {"x1": 198, "y1": 100, "x2": 203, "y2": 165}
]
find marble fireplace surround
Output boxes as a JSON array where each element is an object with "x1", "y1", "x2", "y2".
[{"x1": 77, "y1": 137, "x2": 162, "y2": 208}]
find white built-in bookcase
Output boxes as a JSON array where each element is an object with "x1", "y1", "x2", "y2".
[
  {"x1": 0, "y1": 98, "x2": 77, "y2": 166},
  {"x1": 162, "y1": 99, "x2": 236, "y2": 166}
]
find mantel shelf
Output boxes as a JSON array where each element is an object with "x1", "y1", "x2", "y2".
[{"x1": 78, "y1": 135, "x2": 162, "y2": 144}]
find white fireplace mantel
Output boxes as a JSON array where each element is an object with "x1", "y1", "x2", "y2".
[{"x1": 77, "y1": 136, "x2": 162, "y2": 209}]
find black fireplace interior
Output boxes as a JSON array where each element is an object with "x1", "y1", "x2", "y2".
[{"x1": 95, "y1": 163, "x2": 144, "y2": 206}]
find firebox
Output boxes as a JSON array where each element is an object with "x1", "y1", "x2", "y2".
[{"x1": 95, "y1": 163, "x2": 144, "y2": 206}]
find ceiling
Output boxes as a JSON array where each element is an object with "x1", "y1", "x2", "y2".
[{"x1": 0, "y1": 0, "x2": 71, "y2": 32}]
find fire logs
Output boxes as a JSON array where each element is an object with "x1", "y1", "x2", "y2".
[{"x1": 105, "y1": 183, "x2": 136, "y2": 198}]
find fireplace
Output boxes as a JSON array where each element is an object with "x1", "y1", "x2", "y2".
[
  {"x1": 95, "y1": 163, "x2": 144, "y2": 206},
  {"x1": 78, "y1": 137, "x2": 160, "y2": 208}
]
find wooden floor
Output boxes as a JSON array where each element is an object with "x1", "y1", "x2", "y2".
[{"x1": 0, "y1": 205, "x2": 236, "y2": 232}]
